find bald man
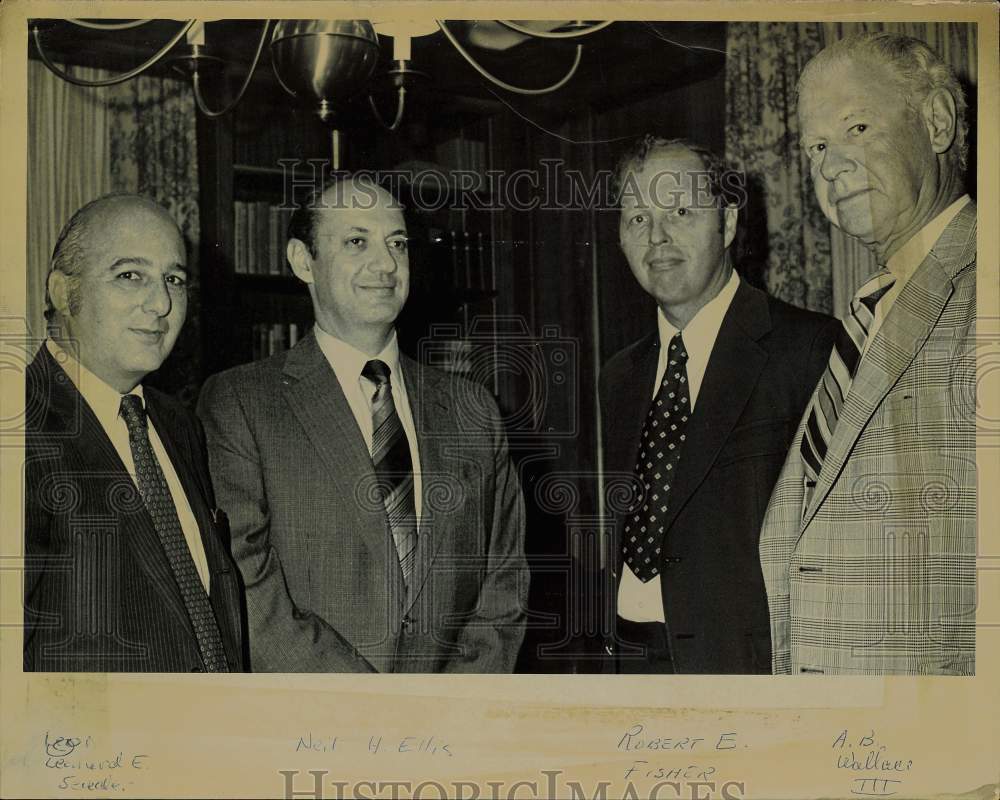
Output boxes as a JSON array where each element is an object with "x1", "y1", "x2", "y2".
[
  {"x1": 24, "y1": 193, "x2": 247, "y2": 672},
  {"x1": 198, "y1": 176, "x2": 527, "y2": 673}
]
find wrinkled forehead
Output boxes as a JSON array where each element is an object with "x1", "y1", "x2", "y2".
[
  {"x1": 619, "y1": 148, "x2": 710, "y2": 211},
  {"x1": 798, "y1": 55, "x2": 903, "y2": 128},
  {"x1": 83, "y1": 202, "x2": 186, "y2": 268}
]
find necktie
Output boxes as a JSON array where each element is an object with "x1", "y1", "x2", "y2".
[
  {"x1": 799, "y1": 268, "x2": 896, "y2": 494},
  {"x1": 119, "y1": 394, "x2": 229, "y2": 672},
  {"x1": 622, "y1": 332, "x2": 691, "y2": 583},
  {"x1": 361, "y1": 360, "x2": 418, "y2": 587}
]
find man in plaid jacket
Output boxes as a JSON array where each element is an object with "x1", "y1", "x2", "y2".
[{"x1": 759, "y1": 32, "x2": 976, "y2": 675}]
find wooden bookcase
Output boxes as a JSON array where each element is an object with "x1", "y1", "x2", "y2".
[{"x1": 196, "y1": 92, "x2": 501, "y2": 384}]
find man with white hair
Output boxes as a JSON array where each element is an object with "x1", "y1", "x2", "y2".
[{"x1": 759, "y1": 32, "x2": 976, "y2": 675}]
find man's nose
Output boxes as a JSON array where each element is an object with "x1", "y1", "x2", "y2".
[
  {"x1": 649, "y1": 214, "x2": 673, "y2": 246},
  {"x1": 142, "y1": 279, "x2": 172, "y2": 316},
  {"x1": 818, "y1": 143, "x2": 859, "y2": 183},
  {"x1": 368, "y1": 243, "x2": 401, "y2": 273}
]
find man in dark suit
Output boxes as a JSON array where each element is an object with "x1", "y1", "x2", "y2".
[
  {"x1": 197, "y1": 175, "x2": 527, "y2": 673},
  {"x1": 600, "y1": 137, "x2": 837, "y2": 673},
  {"x1": 25, "y1": 193, "x2": 247, "y2": 672}
]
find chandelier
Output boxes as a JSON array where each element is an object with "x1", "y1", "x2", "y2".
[{"x1": 31, "y1": 18, "x2": 613, "y2": 129}]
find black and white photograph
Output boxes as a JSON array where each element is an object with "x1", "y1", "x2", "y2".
[{"x1": 1, "y1": 2, "x2": 997, "y2": 798}]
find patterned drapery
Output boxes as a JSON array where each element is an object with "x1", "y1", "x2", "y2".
[
  {"x1": 27, "y1": 61, "x2": 201, "y2": 403},
  {"x1": 725, "y1": 22, "x2": 978, "y2": 317}
]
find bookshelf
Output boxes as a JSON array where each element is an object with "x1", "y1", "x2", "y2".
[{"x1": 195, "y1": 90, "x2": 501, "y2": 383}]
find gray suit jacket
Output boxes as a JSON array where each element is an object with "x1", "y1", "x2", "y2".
[
  {"x1": 759, "y1": 202, "x2": 977, "y2": 675},
  {"x1": 197, "y1": 331, "x2": 528, "y2": 672}
]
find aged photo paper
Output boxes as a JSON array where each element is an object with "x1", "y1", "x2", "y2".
[{"x1": 1, "y1": 1, "x2": 997, "y2": 798}]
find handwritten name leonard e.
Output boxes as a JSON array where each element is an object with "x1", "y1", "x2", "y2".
[{"x1": 43, "y1": 731, "x2": 148, "y2": 792}]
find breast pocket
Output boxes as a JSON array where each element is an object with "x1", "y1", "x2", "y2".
[{"x1": 714, "y1": 418, "x2": 795, "y2": 469}]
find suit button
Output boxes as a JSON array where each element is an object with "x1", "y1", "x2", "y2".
[
  {"x1": 401, "y1": 615, "x2": 413, "y2": 629},
  {"x1": 604, "y1": 643, "x2": 615, "y2": 655}
]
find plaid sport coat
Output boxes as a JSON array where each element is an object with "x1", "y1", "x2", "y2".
[{"x1": 759, "y1": 202, "x2": 977, "y2": 676}]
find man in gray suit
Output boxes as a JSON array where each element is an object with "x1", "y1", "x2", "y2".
[
  {"x1": 759, "y1": 32, "x2": 976, "y2": 675},
  {"x1": 198, "y1": 175, "x2": 528, "y2": 672}
]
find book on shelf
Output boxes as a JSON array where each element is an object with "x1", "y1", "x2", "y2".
[
  {"x1": 251, "y1": 322, "x2": 301, "y2": 361},
  {"x1": 234, "y1": 200, "x2": 294, "y2": 276}
]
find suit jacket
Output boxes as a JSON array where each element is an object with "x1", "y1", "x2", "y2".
[
  {"x1": 196, "y1": 331, "x2": 528, "y2": 673},
  {"x1": 24, "y1": 345, "x2": 247, "y2": 672},
  {"x1": 600, "y1": 278, "x2": 837, "y2": 673},
  {"x1": 759, "y1": 203, "x2": 977, "y2": 675}
]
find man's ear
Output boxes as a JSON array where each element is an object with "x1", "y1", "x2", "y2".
[
  {"x1": 286, "y1": 239, "x2": 315, "y2": 284},
  {"x1": 723, "y1": 205, "x2": 738, "y2": 250},
  {"x1": 922, "y1": 87, "x2": 958, "y2": 156},
  {"x1": 47, "y1": 270, "x2": 71, "y2": 316}
]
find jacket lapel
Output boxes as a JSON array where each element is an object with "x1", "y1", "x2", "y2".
[
  {"x1": 802, "y1": 204, "x2": 976, "y2": 528},
  {"x1": 604, "y1": 334, "x2": 658, "y2": 574},
  {"x1": 38, "y1": 347, "x2": 197, "y2": 640},
  {"x1": 399, "y1": 355, "x2": 452, "y2": 611},
  {"x1": 655, "y1": 280, "x2": 770, "y2": 536},
  {"x1": 145, "y1": 394, "x2": 242, "y2": 664},
  {"x1": 279, "y1": 332, "x2": 400, "y2": 591}
]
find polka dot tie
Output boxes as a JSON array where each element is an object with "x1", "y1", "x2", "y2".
[
  {"x1": 361, "y1": 360, "x2": 418, "y2": 588},
  {"x1": 622, "y1": 332, "x2": 691, "y2": 583},
  {"x1": 119, "y1": 394, "x2": 229, "y2": 672}
]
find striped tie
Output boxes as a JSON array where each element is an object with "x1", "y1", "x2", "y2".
[
  {"x1": 119, "y1": 394, "x2": 229, "y2": 672},
  {"x1": 799, "y1": 269, "x2": 896, "y2": 495},
  {"x1": 362, "y1": 360, "x2": 418, "y2": 586}
]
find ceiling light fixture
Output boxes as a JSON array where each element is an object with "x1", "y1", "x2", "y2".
[{"x1": 31, "y1": 17, "x2": 612, "y2": 129}]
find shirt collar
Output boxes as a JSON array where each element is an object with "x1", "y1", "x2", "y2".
[
  {"x1": 314, "y1": 325, "x2": 401, "y2": 387},
  {"x1": 46, "y1": 338, "x2": 144, "y2": 431},
  {"x1": 887, "y1": 194, "x2": 970, "y2": 285},
  {"x1": 656, "y1": 268, "x2": 740, "y2": 351}
]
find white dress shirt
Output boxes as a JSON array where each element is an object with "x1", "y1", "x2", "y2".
[
  {"x1": 46, "y1": 339, "x2": 210, "y2": 591},
  {"x1": 314, "y1": 326, "x2": 423, "y2": 525},
  {"x1": 864, "y1": 194, "x2": 971, "y2": 357},
  {"x1": 618, "y1": 269, "x2": 741, "y2": 622}
]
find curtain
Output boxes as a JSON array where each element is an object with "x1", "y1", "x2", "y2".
[
  {"x1": 27, "y1": 61, "x2": 112, "y2": 341},
  {"x1": 27, "y1": 61, "x2": 201, "y2": 402},
  {"x1": 725, "y1": 23, "x2": 831, "y2": 313},
  {"x1": 725, "y1": 22, "x2": 978, "y2": 317}
]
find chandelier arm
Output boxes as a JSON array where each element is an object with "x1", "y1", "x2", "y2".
[
  {"x1": 67, "y1": 19, "x2": 156, "y2": 31},
  {"x1": 33, "y1": 20, "x2": 195, "y2": 87},
  {"x1": 436, "y1": 21, "x2": 582, "y2": 96},
  {"x1": 496, "y1": 20, "x2": 614, "y2": 39},
  {"x1": 191, "y1": 20, "x2": 271, "y2": 118},
  {"x1": 368, "y1": 86, "x2": 407, "y2": 131}
]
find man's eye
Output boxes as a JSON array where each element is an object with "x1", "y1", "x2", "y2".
[
  {"x1": 116, "y1": 271, "x2": 140, "y2": 281},
  {"x1": 675, "y1": 207, "x2": 688, "y2": 217},
  {"x1": 388, "y1": 238, "x2": 409, "y2": 253},
  {"x1": 807, "y1": 142, "x2": 826, "y2": 158},
  {"x1": 628, "y1": 214, "x2": 647, "y2": 227},
  {"x1": 849, "y1": 123, "x2": 868, "y2": 136},
  {"x1": 166, "y1": 275, "x2": 187, "y2": 288},
  {"x1": 347, "y1": 237, "x2": 367, "y2": 248}
]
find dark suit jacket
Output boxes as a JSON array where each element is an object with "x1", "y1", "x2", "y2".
[
  {"x1": 196, "y1": 331, "x2": 528, "y2": 673},
  {"x1": 24, "y1": 345, "x2": 247, "y2": 672},
  {"x1": 600, "y1": 278, "x2": 837, "y2": 673}
]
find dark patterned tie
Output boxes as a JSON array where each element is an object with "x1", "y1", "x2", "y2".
[
  {"x1": 799, "y1": 268, "x2": 896, "y2": 503},
  {"x1": 119, "y1": 394, "x2": 229, "y2": 672},
  {"x1": 361, "y1": 360, "x2": 418, "y2": 587},
  {"x1": 622, "y1": 332, "x2": 691, "y2": 583}
]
